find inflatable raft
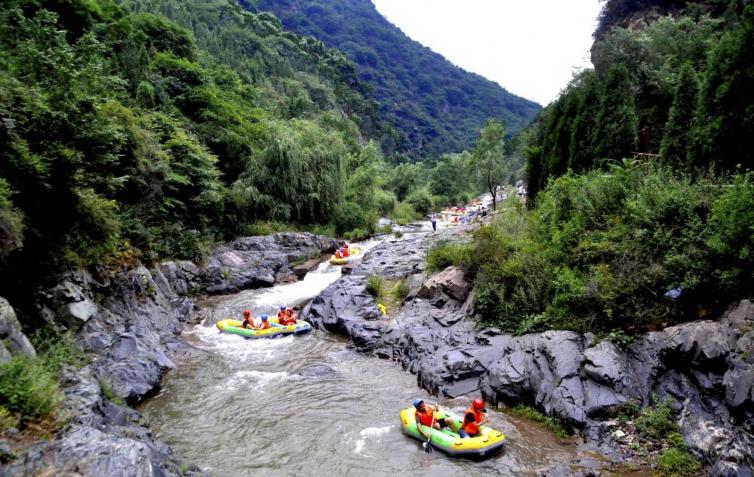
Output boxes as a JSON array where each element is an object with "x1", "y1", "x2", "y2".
[
  {"x1": 328, "y1": 247, "x2": 361, "y2": 265},
  {"x1": 216, "y1": 317, "x2": 311, "y2": 339},
  {"x1": 399, "y1": 407, "x2": 505, "y2": 457}
]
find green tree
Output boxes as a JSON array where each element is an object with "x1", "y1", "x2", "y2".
[
  {"x1": 473, "y1": 119, "x2": 507, "y2": 211},
  {"x1": 660, "y1": 63, "x2": 699, "y2": 167},
  {"x1": 593, "y1": 64, "x2": 639, "y2": 161},
  {"x1": 692, "y1": 0, "x2": 754, "y2": 170}
]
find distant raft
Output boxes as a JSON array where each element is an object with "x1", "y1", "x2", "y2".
[
  {"x1": 328, "y1": 247, "x2": 361, "y2": 265},
  {"x1": 216, "y1": 317, "x2": 311, "y2": 339},
  {"x1": 399, "y1": 407, "x2": 505, "y2": 457}
]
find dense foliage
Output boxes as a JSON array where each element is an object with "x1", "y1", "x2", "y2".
[
  {"x1": 247, "y1": 0, "x2": 541, "y2": 158},
  {"x1": 457, "y1": 162, "x2": 754, "y2": 335},
  {"x1": 0, "y1": 0, "x2": 405, "y2": 284},
  {"x1": 526, "y1": 1, "x2": 754, "y2": 198}
]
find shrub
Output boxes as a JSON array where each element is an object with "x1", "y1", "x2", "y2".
[
  {"x1": 657, "y1": 448, "x2": 702, "y2": 477},
  {"x1": 31, "y1": 327, "x2": 89, "y2": 373},
  {"x1": 365, "y1": 275, "x2": 384, "y2": 298},
  {"x1": 245, "y1": 221, "x2": 290, "y2": 236},
  {"x1": 344, "y1": 227, "x2": 370, "y2": 242},
  {"x1": 0, "y1": 406, "x2": 19, "y2": 432},
  {"x1": 0, "y1": 358, "x2": 61, "y2": 422},
  {"x1": 636, "y1": 400, "x2": 676, "y2": 440},
  {"x1": 392, "y1": 202, "x2": 420, "y2": 225},
  {"x1": 426, "y1": 240, "x2": 474, "y2": 273},
  {"x1": 405, "y1": 188, "x2": 435, "y2": 215},
  {"x1": 391, "y1": 279, "x2": 410, "y2": 304}
]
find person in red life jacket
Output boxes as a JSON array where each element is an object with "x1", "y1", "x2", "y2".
[
  {"x1": 256, "y1": 314, "x2": 271, "y2": 330},
  {"x1": 280, "y1": 307, "x2": 296, "y2": 325},
  {"x1": 342, "y1": 244, "x2": 350, "y2": 258},
  {"x1": 459, "y1": 398, "x2": 488, "y2": 438},
  {"x1": 240, "y1": 310, "x2": 253, "y2": 329},
  {"x1": 335, "y1": 249, "x2": 343, "y2": 259},
  {"x1": 277, "y1": 305, "x2": 287, "y2": 321},
  {"x1": 413, "y1": 399, "x2": 459, "y2": 438}
]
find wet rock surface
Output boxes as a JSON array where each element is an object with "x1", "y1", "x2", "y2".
[
  {"x1": 0, "y1": 366, "x2": 205, "y2": 477},
  {"x1": 157, "y1": 232, "x2": 338, "y2": 296},
  {"x1": 303, "y1": 227, "x2": 754, "y2": 476},
  {"x1": 4, "y1": 232, "x2": 333, "y2": 476},
  {"x1": 0, "y1": 296, "x2": 35, "y2": 363}
]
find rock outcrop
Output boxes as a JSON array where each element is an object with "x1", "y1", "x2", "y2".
[
  {"x1": 0, "y1": 297, "x2": 35, "y2": 364},
  {"x1": 1, "y1": 366, "x2": 204, "y2": 477},
  {"x1": 156, "y1": 232, "x2": 338, "y2": 296},
  {"x1": 302, "y1": 231, "x2": 754, "y2": 476}
]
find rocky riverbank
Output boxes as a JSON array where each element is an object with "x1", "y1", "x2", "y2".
[
  {"x1": 1, "y1": 232, "x2": 337, "y2": 476},
  {"x1": 303, "y1": 227, "x2": 754, "y2": 476}
]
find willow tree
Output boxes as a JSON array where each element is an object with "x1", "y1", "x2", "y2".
[
  {"x1": 231, "y1": 119, "x2": 346, "y2": 225},
  {"x1": 473, "y1": 119, "x2": 507, "y2": 211}
]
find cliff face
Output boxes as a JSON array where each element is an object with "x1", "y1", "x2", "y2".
[{"x1": 594, "y1": 0, "x2": 731, "y2": 39}]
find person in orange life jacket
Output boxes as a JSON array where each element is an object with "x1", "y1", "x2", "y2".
[
  {"x1": 256, "y1": 314, "x2": 271, "y2": 330},
  {"x1": 277, "y1": 305, "x2": 287, "y2": 321},
  {"x1": 458, "y1": 399, "x2": 488, "y2": 438},
  {"x1": 335, "y1": 249, "x2": 343, "y2": 259},
  {"x1": 280, "y1": 307, "x2": 296, "y2": 325},
  {"x1": 413, "y1": 399, "x2": 459, "y2": 437},
  {"x1": 240, "y1": 310, "x2": 253, "y2": 329}
]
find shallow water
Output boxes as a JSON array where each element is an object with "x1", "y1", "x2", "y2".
[{"x1": 140, "y1": 237, "x2": 579, "y2": 476}]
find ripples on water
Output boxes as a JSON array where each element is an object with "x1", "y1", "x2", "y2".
[{"x1": 140, "y1": 235, "x2": 578, "y2": 476}]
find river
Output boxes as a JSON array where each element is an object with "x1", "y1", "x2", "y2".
[{"x1": 140, "y1": 234, "x2": 580, "y2": 476}]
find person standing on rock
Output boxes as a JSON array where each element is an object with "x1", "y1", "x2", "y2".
[{"x1": 429, "y1": 213, "x2": 437, "y2": 232}]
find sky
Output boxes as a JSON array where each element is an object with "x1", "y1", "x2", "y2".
[{"x1": 371, "y1": 0, "x2": 603, "y2": 106}]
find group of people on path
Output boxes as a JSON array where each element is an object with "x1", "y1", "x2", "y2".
[
  {"x1": 239, "y1": 305, "x2": 297, "y2": 329},
  {"x1": 413, "y1": 397, "x2": 488, "y2": 438}
]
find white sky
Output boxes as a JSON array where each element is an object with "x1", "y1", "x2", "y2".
[{"x1": 371, "y1": 0, "x2": 603, "y2": 106}]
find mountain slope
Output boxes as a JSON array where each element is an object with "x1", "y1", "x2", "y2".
[{"x1": 245, "y1": 0, "x2": 541, "y2": 158}]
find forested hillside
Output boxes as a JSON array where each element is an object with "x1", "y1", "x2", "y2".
[
  {"x1": 246, "y1": 0, "x2": 541, "y2": 158},
  {"x1": 439, "y1": 0, "x2": 754, "y2": 339},
  {"x1": 526, "y1": 0, "x2": 752, "y2": 198}
]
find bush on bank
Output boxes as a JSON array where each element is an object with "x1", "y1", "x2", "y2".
[{"x1": 460, "y1": 161, "x2": 753, "y2": 334}]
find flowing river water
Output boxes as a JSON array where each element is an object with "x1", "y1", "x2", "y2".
[{"x1": 140, "y1": 234, "x2": 581, "y2": 476}]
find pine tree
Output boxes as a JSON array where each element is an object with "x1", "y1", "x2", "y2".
[
  {"x1": 568, "y1": 70, "x2": 600, "y2": 173},
  {"x1": 692, "y1": 0, "x2": 754, "y2": 170},
  {"x1": 659, "y1": 63, "x2": 699, "y2": 167},
  {"x1": 593, "y1": 64, "x2": 639, "y2": 162}
]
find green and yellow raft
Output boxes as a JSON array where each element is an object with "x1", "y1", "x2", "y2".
[
  {"x1": 399, "y1": 407, "x2": 505, "y2": 457},
  {"x1": 328, "y1": 247, "x2": 361, "y2": 265},
  {"x1": 216, "y1": 317, "x2": 311, "y2": 339}
]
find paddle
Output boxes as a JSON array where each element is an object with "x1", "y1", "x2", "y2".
[{"x1": 421, "y1": 402, "x2": 438, "y2": 453}]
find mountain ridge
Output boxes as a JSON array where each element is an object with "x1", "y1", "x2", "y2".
[{"x1": 246, "y1": 0, "x2": 541, "y2": 158}]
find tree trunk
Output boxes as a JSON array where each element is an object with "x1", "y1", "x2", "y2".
[{"x1": 489, "y1": 183, "x2": 496, "y2": 211}]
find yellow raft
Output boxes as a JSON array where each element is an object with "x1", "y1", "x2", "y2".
[
  {"x1": 399, "y1": 407, "x2": 505, "y2": 457},
  {"x1": 328, "y1": 247, "x2": 361, "y2": 265},
  {"x1": 216, "y1": 317, "x2": 311, "y2": 339}
]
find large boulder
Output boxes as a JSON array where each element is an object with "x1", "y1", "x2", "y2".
[
  {"x1": 417, "y1": 266, "x2": 471, "y2": 302},
  {"x1": 37, "y1": 269, "x2": 100, "y2": 332},
  {"x1": 0, "y1": 297, "x2": 35, "y2": 363}
]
